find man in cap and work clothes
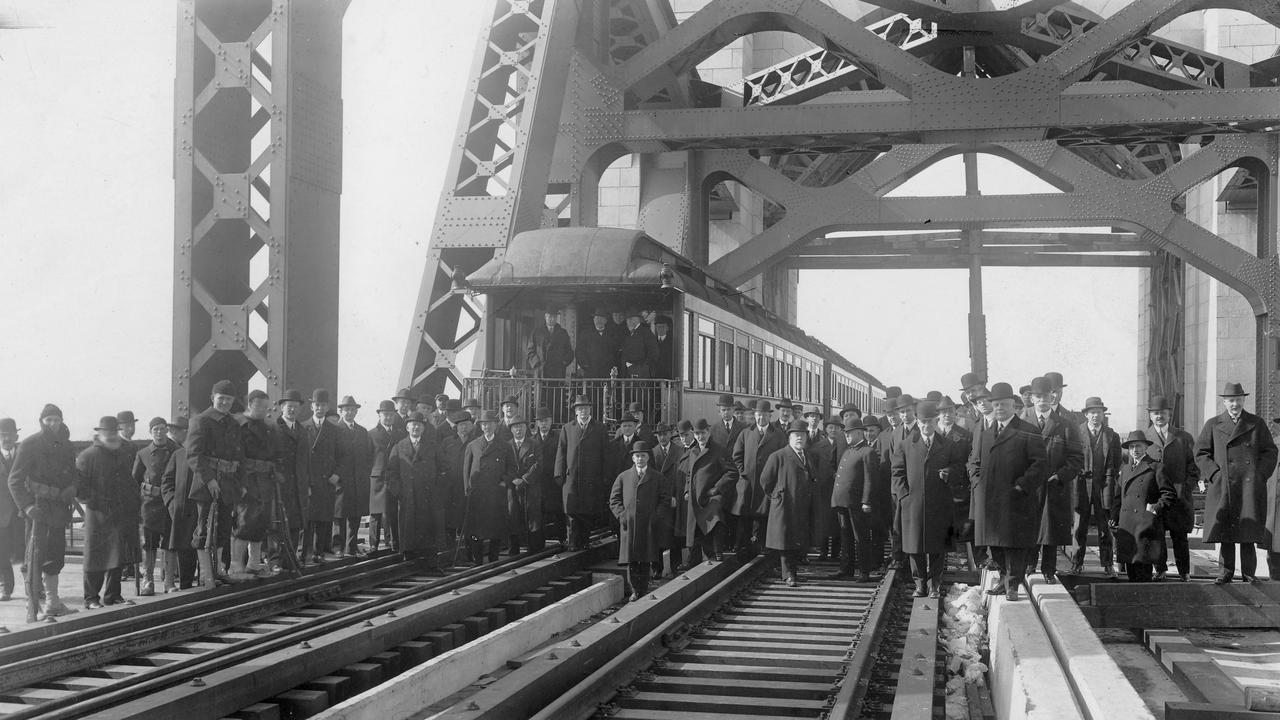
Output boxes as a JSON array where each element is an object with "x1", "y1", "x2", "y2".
[
  {"x1": 610, "y1": 441, "x2": 670, "y2": 601},
  {"x1": 650, "y1": 422, "x2": 685, "y2": 576},
  {"x1": 1023, "y1": 376, "x2": 1083, "y2": 584},
  {"x1": 0, "y1": 419, "x2": 23, "y2": 600},
  {"x1": 78, "y1": 415, "x2": 141, "y2": 608},
  {"x1": 680, "y1": 419, "x2": 736, "y2": 567},
  {"x1": 968, "y1": 382, "x2": 1047, "y2": 601},
  {"x1": 832, "y1": 416, "x2": 879, "y2": 581},
  {"x1": 369, "y1": 399, "x2": 405, "y2": 552},
  {"x1": 302, "y1": 389, "x2": 345, "y2": 564},
  {"x1": 1195, "y1": 382, "x2": 1277, "y2": 584},
  {"x1": 893, "y1": 402, "x2": 966, "y2": 598},
  {"x1": 133, "y1": 416, "x2": 179, "y2": 594},
  {"x1": 1146, "y1": 395, "x2": 1198, "y2": 581},
  {"x1": 463, "y1": 411, "x2": 516, "y2": 563},
  {"x1": 732, "y1": 400, "x2": 786, "y2": 557},
  {"x1": 9, "y1": 405, "x2": 80, "y2": 619},
  {"x1": 335, "y1": 396, "x2": 373, "y2": 557},
  {"x1": 508, "y1": 415, "x2": 543, "y2": 553},
  {"x1": 1111, "y1": 431, "x2": 1178, "y2": 582},
  {"x1": 555, "y1": 395, "x2": 610, "y2": 550},
  {"x1": 710, "y1": 394, "x2": 747, "y2": 451},
  {"x1": 232, "y1": 390, "x2": 278, "y2": 578},
  {"x1": 761, "y1": 420, "x2": 817, "y2": 587},
  {"x1": 575, "y1": 308, "x2": 619, "y2": 379},
  {"x1": 161, "y1": 418, "x2": 199, "y2": 590},
  {"x1": 1068, "y1": 397, "x2": 1121, "y2": 578},
  {"x1": 385, "y1": 412, "x2": 449, "y2": 571},
  {"x1": 527, "y1": 309, "x2": 575, "y2": 379},
  {"x1": 187, "y1": 380, "x2": 245, "y2": 587},
  {"x1": 272, "y1": 390, "x2": 310, "y2": 566}
]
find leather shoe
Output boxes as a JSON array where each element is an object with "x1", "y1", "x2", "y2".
[
  {"x1": 627, "y1": 592, "x2": 639, "y2": 602},
  {"x1": 85, "y1": 600, "x2": 104, "y2": 610},
  {"x1": 912, "y1": 582, "x2": 927, "y2": 598},
  {"x1": 986, "y1": 584, "x2": 1006, "y2": 595},
  {"x1": 1243, "y1": 575, "x2": 1262, "y2": 585},
  {"x1": 784, "y1": 575, "x2": 797, "y2": 587},
  {"x1": 1154, "y1": 571, "x2": 1166, "y2": 582},
  {"x1": 854, "y1": 571, "x2": 871, "y2": 583},
  {"x1": 1007, "y1": 588, "x2": 1021, "y2": 601},
  {"x1": 1178, "y1": 573, "x2": 1190, "y2": 582},
  {"x1": 1214, "y1": 575, "x2": 1232, "y2": 585},
  {"x1": 1043, "y1": 573, "x2": 1058, "y2": 585}
]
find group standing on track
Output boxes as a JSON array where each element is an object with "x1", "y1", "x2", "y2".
[{"x1": 5, "y1": 366, "x2": 1280, "y2": 620}]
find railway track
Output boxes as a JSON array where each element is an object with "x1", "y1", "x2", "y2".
[{"x1": 0, "y1": 535, "x2": 613, "y2": 720}]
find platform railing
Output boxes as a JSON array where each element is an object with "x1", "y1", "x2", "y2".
[{"x1": 465, "y1": 374, "x2": 678, "y2": 428}]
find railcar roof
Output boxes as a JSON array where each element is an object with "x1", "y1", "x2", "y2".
[{"x1": 469, "y1": 227, "x2": 884, "y2": 388}]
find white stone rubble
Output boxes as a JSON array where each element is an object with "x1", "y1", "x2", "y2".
[{"x1": 941, "y1": 583, "x2": 990, "y2": 720}]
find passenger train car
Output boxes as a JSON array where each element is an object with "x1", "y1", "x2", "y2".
[{"x1": 462, "y1": 227, "x2": 887, "y2": 427}]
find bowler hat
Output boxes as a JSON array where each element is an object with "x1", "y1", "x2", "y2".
[
  {"x1": 1028, "y1": 377, "x2": 1054, "y2": 396},
  {"x1": 655, "y1": 422, "x2": 674, "y2": 435},
  {"x1": 862, "y1": 415, "x2": 882, "y2": 429},
  {"x1": 1081, "y1": 397, "x2": 1108, "y2": 412},
  {"x1": 692, "y1": 418, "x2": 711, "y2": 431},
  {"x1": 1147, "y1": 395, "x2": 1173, "y2": 412},
  {"x1": 844, "y1": 417, "x2": 866, "y2": 432},
  {"x1": 479, "y1": 410, "x2": 501, "y2": 424},
  {"x1": 619, "y1": 414, "x2": 638, "y2": 425},
  {"x1": 311, "y1": 388, "x2": 332, "y2": 404},
  {"x1": 628, "y1": 401, "x2": 643, "y2": 413},
  {"x1": 1044, "y1": 372, "x2": 1067, "y2": 389},
  {"x1": 536, "y1": 406, "x2": 553, "y2": 420},
  {"x1": 148, "y1": 416, "x2": 167, "y2": 430},
  {"x1": 987, "y1": 383, "x2": 1018, "y2": 401},
  {"x1": 338, "y1": 395, "x2": 361, "y2": 409},
  {"x1": 959, "y1": 372, "x2": 986, "y2": 391},
  {"x1": 776, "y1": 398, "x2": 794, "y2": 409},
  {"x1": 392, "y1": 387, "x2": 414, "y2": 402},
  {"x1": 571, "y1": 394, "x2": 592, "y2": 410},
  {"x1": 0, "y1": 418, "x2": 19, "y2": 434},
  {"x1": 937, "y1": 396, "x2": 958, "y2": 411},
  {"x1": 117, "y1": 410, "x2": 138, "y2": 425},
  {"x1": 825, "y1": 416, "x2": 844, "y2": 429},
  {"x1": 95, "y1": 415, "x2": 119, "y2": 432},
  {"x1": 1219, "y1": 381, "x2": 1249, "y2": 397},
  {"x1": 629, "y1": 440, "x2": 653, "y2": 456},
  {"x1": 509, "y1": 415, "x2": 529, "y2": 426},
  {"x1": 754, "y1": 400, "x2": 773, "y2": 413},
  {"x1": 785, "y1": 419, "x2": 809, "y2": 435},
  {"x1": 916, "y1": 401, "x2": 940, "y2": 421},
  {"x1": 925, "y1": 391, "x2": 943, "y2": 403},
  {"x1": 885, "y1": 386, "x2": 902, "y2": 399},
  {"x1": 840, "y1": 403, "x2": 860, "y2": 416},
  {"x1": 167, "y1": 416, "x2": 189, "y2": 430},
  {"x1": 376, "y1": 400, "x2": 397, "y2": 413},
  {"x1": 716, "y1": 394, "x2": 736, "y2": 408},
  {"x1": 277, "y1": 388, "x2": 304, "y2": 406},
  {"x1": 501, "y1": 395, "x2": 520, "y2": 407},
  {"x1": 405, "y1": 412, "x2": 428, "y2": 426},
  {"x1": 895, "y1": 394, "x2": 916, "y2": 411},
  {"x1": 677, "y1": 419, "x2": 694, "y2": 433},
  {"x1": 1121, "y1": 430, "x2": 1151, "y2": 449},
  {"x1": 454, "y1": 412, "x2": 474, "y2": 424}
]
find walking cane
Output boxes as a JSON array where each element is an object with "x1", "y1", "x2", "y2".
[
  {"x1": 273, "y1": 481, "x2": 303, "y2": 577},
  {"x1": 453, "y1": 490, "x2": 473, "y2": 568},
  {"x1": 25, "y1": 516, "x2": 43, "y2": 623}
]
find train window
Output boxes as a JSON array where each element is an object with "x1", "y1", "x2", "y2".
[
  {"x1": 751, "y1": 351, "x2": 762, "y2": 394},
  {"x1": 719, "y1": 340, "x2": 733, "y2": 392},
  {"x1": 699, "y1": 334, "x2": 715, "y2": 390},
  {"x1": 736, "y1": 347, "x2": 749, "y2": 393},
  {"x1": 698, "y1": 317, "x2": 716, "y2": 336},
  {"x1": 684, "y1": 312, "x2": 695, "y2": 389}
]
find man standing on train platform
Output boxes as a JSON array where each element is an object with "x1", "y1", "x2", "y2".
[
  {"x1": 369, "y1": 399, "x2": 405, "y2": 553},
  {"x1": 432, "y1": 394, "x2": 451, "y2": 429},
  {"x1": 957, "y1": 373, "x2": 987, "y2": 431},
  {"x1": 612, "y1": 414, "x2": 642, "y2": 479},
  {"x1": 734, "y1": 401, "x2": 750, "y2": 427},
  {"x1": 711, "y1": 394, "x2": 747, "y2": 451},
  {"x1": 78, "y1": 415, "x2": 141, "y2": 609},
  {"x1": 1194, "y1": 382, "x2": 1277, "y2": 584},
  {"x1": 619, "y1": 311, "x2": 658, "y2": 379},
  {"x1": 0, "y1": 419, "x2": 23, "y2": 601},
  {"x1": 463, "y1": 411, "x2": 516, "y2": 564},
  {"x1": 610, "y1": 440, "x2": 669, "y2": 601},
  {"x1": 440, "y1": 410, "x2": 473, "y2": 560},
  {"x1": 508, "y1": 415, "x2": 543, "y2": 553},
  {"x1": 864, "y1": 414, "x2": 892, "y2": 572},
  {"x1": 462, "y1": 398, "x2": 484, "y2": 443},
  {"x1": 880, "y1": 387, "x2": 902, "y2": 427},
  {"x1": 732, "y1": 400, "x2": 786, "y2": 557},
  {"x1": 937, "y1": 397, "x2": 975, "y2": 565},
  {"x1": 9, "y1": 405, "x2": 79, "y2": 618},
  {"x1": 653, "y1": 315, "x2": 675, "y2": 380},
  {"x1": 651, "y1": 422, "x2": 685, "y2": 576},
  {"x1": 133, "y1": 416, "x2": 179, "y2": 595},
  {"x1": 680, "y1": 419, "x2": 735, "y2": 567},
  {"x1": 273, "y1": 389, "x2": 310, "y2": 565},
  {"x1": 761, "y1": 420, "x2": 816, "y2": 587},
  {"x1": 803, "y1": 408, "x2": 837, "y2": 561},
  {"x1": 116, "y1": 410, "x2": 141, "y2": 464},
  {"x1": 233, "y1": 390, "x2": 278, "y2": 579},
  {"x1": 384, "y1": 413, "x2": 449, "y2": 572},
  {"x1": 1145, "y1": 395, "x2": 1198, "y2": 581},
  {"x1": 555, "y1": 395, "x2": 610, "y2": 550},
  {"x1": 893, "y1": 402, "x2": 966, "y2": 598},
  {"x1": 533, "y1": 406, "x2": 563, "y2": 545},
  {"x1": 335, "y1": 396, "x2": 373, "y2": 557},
  {"x1": 302, "y1": 389, "x2": 344, "y2": 564},
  {"x1": 1023, "y1": 376, "x2": 1083, "y2": 584},
  {"x1": 1066, "y1": 397, "x2": 1120, "y2": 578},
  {"x1": 187, "y1": 381, "x2": 244, "y2": 588},
  {"x1": 883, "y1": 394, "x2": 917, "y2": 570},
  {"x1": 832, "y1": 417, "x2": 878, "y2": 581},
  {"x1": 968, "y1": 382, "x2": 1047, "y2": 601},
  {"x1": 527, "y1": 309, "x2": 575, "y2": 380},
  {"x1": 161, "y1": 418, "x2": 199, "y2": 591},
  {"x1": 774, "y1": 399, "x2": 795, "y2": 432},
  {"x1": 496, "y1": 395, "x2": 521, "y2": 443},
  {"x1": 1044, "y1": 372, "x2": 1081, "y2": 425},
  {"x1": 575, "y1": 308, "x2": 618, "y2": 379}
]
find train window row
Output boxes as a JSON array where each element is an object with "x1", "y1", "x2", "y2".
[{"x1": 685, "y1": 310, "x2": 824, "y2": 406}]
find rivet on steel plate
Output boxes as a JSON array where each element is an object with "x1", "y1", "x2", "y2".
[
  {"x1": 648, "y1": 594, "x2": 657, "y2": 600},
  {"x1": 547, "y1": 652, "x2": 559, "y2": 660},
  {"x1": 386, "y1": 610, "x2": 396, "y2": 617},
  {"x1": 465, "y1": 701, "x2": 480, "y2": 710},
  {"x1": 191, "y1": 677, "x2": 205, "y2": 687},
  {"x1": 300, "y1": 641, "x2": 311, "y2": 648},
  {"x1": 570, "y1": 639, "x2": 581, "y2": 647},
  {"x1": 452, "y1": 589, "x2": 461, "y2": 595},
  {"x1": 609, "y1": 616, "x2": 619, "y2": 623}
]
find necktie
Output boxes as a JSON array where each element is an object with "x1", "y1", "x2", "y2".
[
  {"x1": 1038, "y1": 416, "x2": 1046, "y2": 429},
  {"x1": 924, "y1": 436, "x2": 932, "y2": 451}
]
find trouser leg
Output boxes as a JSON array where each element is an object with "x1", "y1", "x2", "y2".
[
  {"x1": 103, "y1": 567, "x2": 123, "y2": 604},
  {"x1": 1219, "y1": 543, "x2": 1237, "y2": 576},
  {"x1": 0, "y1": 526, "x2": 14, "y2": 596},
  {"x1": 84, "y1": 570, "x2": 104, "y2": 604},
  {"x1": 627, "y1": 562, "x2": 650, "y2": 597},
  {"x1": 1128, "y1": 562, "x2": 1153, "y2": 582},
  {"x1": 1002, "y1": 547, "x2": 1028, "y2": 590},
  {"x1": 346, "y1": 517, "x2": 361, "y2": 555},
  {"x1": 779, "y1": 549, "x2": 797, "y2": 580},
  {"x1": 1095, "y1": 505, "x2": 1114, "y2": 567},
  {"x1": 1241, "y1": 543, "x2": 1258, "y2": 577},
  {"x1": 369, "y1": 514, "x2": 383, "y2": 550},
  {"x1": 835, "y1": 509, "x2": 855, "y2": 575},
  {"x1": 1070, "y1": 503, "x2": 1091, "y2": 567},
  {"x1": 177, "y1": 549, "x2": 197, "y2": 588},
  {"x1": 890, "y1": 499, "x2": 904, "y2": 564},
  {"x1": 908, "y1": 553, "x2": 928, "y2": 583},
  {"x1": 1040, "y1": 544, "x2": 1057, "y2": 575}
]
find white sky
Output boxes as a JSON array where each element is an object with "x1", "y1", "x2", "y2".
[{"x1": 0, "y1": 2, "x2": 1139, "y2": 437}]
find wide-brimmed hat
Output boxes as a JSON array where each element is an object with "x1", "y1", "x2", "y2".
[
  {"x1": 785, "y1": 419, "x2": 809, "y2": 435},
  {"x1": 619, "y1": 414, "x2": 638, "y2": 425},
  {"x1": 988, "y1": 383, "x2": 1018, "y2": 401},
  {"x1": 894, "y1": 394, "x2": 916, "y2": 411},
  {"x1": 571, "y1": 394, "x2": 592, "y2": 410},
  {"x1": 338, "y1": 395, "x2": 361, "y2": 409},
  {"x1": 1147, "y1": 395, "x2": 1173, "y2": 412},
  {"x1": 959, "y1": 372, "x2": 986, "y2": 391},
  {"x1": 376, "y1": 400, "x2": 397, "y2": 413},
  {"x1": 862, "y1": 415, "x2": 882, "y2": 429},
  {"x1": 277, "y1": 388, "x2": 304, "y2": 406},
  {"x1": 1121, "y1": 430, "x2": 1151, "y2": 448},
  {"x1": 843, "y1": 417, "x2": 865, "y2": 432},
  {"x1": 937, "y1": 396, "x2": 958, "y2": 411},
  {"x1": 716, "y1": 394, "x2": 736, "y2": 408},
  {"x1": 508, "y1": 415, "x2": 529, "y2": 427},
  {"x1": 405, "y1": 412, "x2": 429, "y2": 426},
  {"x1": 824, "y1": 416, "x2": 844, "y2": 429},
  {"x1": 802, "y1": 406, "x2": 822, "y2": 418},
  {"x1": 95, "y1": 416, "x2": 119, "y2": 432},
  {"x1": 1081, "y1": 397, "x2": 1108, "y2": 412},
  {"x1": 655, "y1": 422, "x2": 675, "y2": 435},
  {"x1": 1219, "y1": 382, "x2": 1248, "y2": 397},
  {"x1": 840, "y1": 403, "x2": 860, "y2": 415},
  {"x1": 776, "y1": 398, "x2": 794, "y2": 410}
]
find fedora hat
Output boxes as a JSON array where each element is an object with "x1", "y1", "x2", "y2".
[
  {"x1": 1028, "y1": 377, "x2": 1054, "y2": 396},
  {"x1": 802, "y1": 406, "x2": 822, "y2": 418},
  {"x1": 478, "y1": 410, "x2": 501, "y2": 424},
  {"x1": 535, "y1": 406, "x2": 553, "y2": 420},
  {"x1": 571, "y1": 394, "x2": 592, "y2": 410},
  {"x1": 376, "y1": 399, "x2": 397, "y2": 413},
  {"x1": 95, "y1": 415, "x2": 120, "y2": 432},
  {"x1": 843, "y1": 417, "x2": 865, "y2": 432},
  {"x1": 776, "y1": 398, "x2": 794, "y2": 409},
  {"x1": 1081, "y1": 397, "x2": 1108, "y2": 412},
  {"x1": 862, "y1": 415, "x2": 882, "y2": 429},
  {"x1": 338, "y1": 395, "x2": 361, "y2": 409},
  {"x1": 959, "y1": 372, "x2": 986, "y2": 391},
  {"x1": 619, "y1": 414, "x2": 639, "y2": 425},
  {"x1": 277, "y1": 388, "x2": 304, "y2": 406},
  {"x1": 987, "y1": 382, "x2": 1018, "y2": 401},
  {"x1": 311, "y1": 388, "x2": 332, "y2": 404},
  {"x1": 1219, "y1": 382, "x2": 1249, "y2": 397},
  {"x1": 785, "y1": 419, "x2": 809, "y2": 435},
  {"x1": 894, "y1": 394, "x2": 916, "y2": 411},
  {"x1": 1044, "y1": 372, "x2": 1067, "y2": 389},
  {"x1": 692, "y1": 418, "x2": 711, "y2": 432},
  {"x1": 824, "y1": 416, "x2": 845, "y2": 429},
  {"x1": 716, "y1": 394, "x2": 736, "y2": 408},
  {"x1": 1147, "y1": 395, "x2": 1173, "y2": 412},
  {"x1": 116, "y1": 410, "x2": 138, "y2": 425},
  {"x1": 655, "y1": 422, "x2": 675, "y2": 435},
  {"x1": 1121, "y1": 430, "x2": 1151, "y2": 449},
  {"x1": 405, "y1": 412, "x2": 428, "y2": 426},
  {"x1": 629, "y1": 440, "x2": 653, "y2": 456},
  {"x1": 840, "y1": 402, "x2": 860, "y2": 415},
  {"x1": 392, "y1": 387, "x2": 414, "y2": 402},
  {"x1": 501, "y1": 395, "x2": 520, "y2": 407},
  {"x1": 508, "y1": 415, "x2": 529, "y2": 426},
  {"x1": 937, "y1": 396, "x2": 958, "y2": 411}
]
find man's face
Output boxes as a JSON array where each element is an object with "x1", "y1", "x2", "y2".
[
  {"x1": 480, "y1": 421, "x2": 497, "y2": 437},
  {"x1": 619, "y1": 421, "x2": 637, "y2": 438},
  {"x1": 655, "y1": 322, "x2": 669, "y2": 337},
  {"x1": 99, "y1": 426, "x2": 121, "y2": 447},
  {"x1": 735, "y1": 409, "x2": 748, "y2": 423},
  {"x1": 575, "y1": 406, "x2": 591, "y2": 423},
  {"x1": 593, "y1": 316, "x2": 607, "y2": 331},
  {"x1": 992, "y1": 398, "x2": 1016, "y2": 422},
  {"x1": 900, "y1": 407, "x2": 916, "y2": 424},
  {"x1": 1223, "y1": 396, "x2": 1245, "y2": 415},
  {"x1": 938, "y1": 407, "x2": 955, "y2": 424},
  {"x1": 717, "y1": 406, "x2": 733, "y2": 421},
  {"x1": 754, "y1": 410, "x2": 770, "y2": 427},
  {"x1": 1031, "y1": 393, "x2": 1052, "y2": 413},
  {"x1": 40, "y1": 415, "x2": 62, "y2": 435},
  {"x1": 975, "y1": 397, "x2": 993, "y2": 415},
  {"x1": 544, "y1": 312, "x2": 557, "y2": 327},
  {"x1": 612, "y1": 312, "x2": 625, "y2": 325},
  {"x1": 247, "y1": 397, "x2": 270, "y2": 420},
  {"x1": 841, "y1": 410, "x2": 860, "y2": 425},
  {"x1": 788, "y1": 432, "x2": 806, "y2": 452},
  {"x1": 408, "y1": 421, "x2": 425, "y2": 440},
  {"x1": 1021, "y1": 392, "x2": 1034, "y2": 408},
  {"x1": 313, "y1": 401, "x2": 330, "y2": 420},
  {"x1": 845, "y1": 428, "x2": 865, "y2": 445},
  {"x1": 825, "y1": 423, "x2": 842, "y2": 437},
  {"x1": 502, "y1": 403, "x2": 517, "y2": 419},
  {"x1": 378, "y1": 410, "x2": 395, "y2": 426},
  {"x1": 779, "y1": 407, "x2": 793, "y2": 423},
  {"x1": 119, "y1": 422, "x2": 136, "y2": 439},
  {"x1": 1086, "y1": 409, "x2": 1105, "y2": 426},
  {"x1": 150, "y1": 424, "x2": 167, "y2": 443},
  {"x1": 1128, "y1": 443, "x2": 1147, "y2": 464},
  {"x1": 535, "y1": 418, "x2": 551, "y2": 433},
  {"x1": 281, "y1": 401, "x2": 300, "y2": 422},
  {"x1": 693, "y1": 429, "x2": 710, "y2": 446},
  {"x1": 168, "y1": 427, "x2": 188, "y2": 445},
  {"x1": 0, "y1": 431, "x2": 18, "y2": 451},
  {"x1": 212, "y1": 393, "x2": 234, "y2": 414},
  {"x1": 865, "y1": 426, "x2": 880, "y2": 442},
  {"x1": 512, "y1": 423, "x2": 527, "y2": 441},
  {"x1": 395, "y1": 398, "x2": 411, "y2": 414},
  {"x1": 632, "y1": 451, "x2": 649, "y2": 469},
  {"x1": 632, "y1": 410, "x2": 644, "y2": 424},
  {"x1": 886, "y1": 410, "x2": 902, "y2": 427},
  {"x1": 626, "y1": 316, "x2": 640, "y2": 331},
  {"x1": 340, "y1": 406, "x2": 357, "y2": 423},
  {"x1": 657, "y1": 431, "x2": 672, "y2": 446},
  {"x1": 416, "y1": 402, "x2": 433, "y2": 415},
  {"x1": 1149, "y1": 409, "x2": 1170, "y2": 428},
  {"x1": 457, "y1": 420, "x2": 474, "y2": 438},
  {"x1": 920, "y1": 417, "x2": 938, "y2": 436},
  {"x1": 807, "y1": 414, "x2": 821, "y2": 431}
]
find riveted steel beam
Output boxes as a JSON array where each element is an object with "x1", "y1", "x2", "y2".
[{"x1": 173, "y1": 0, "x2": 345, "y2": 416}]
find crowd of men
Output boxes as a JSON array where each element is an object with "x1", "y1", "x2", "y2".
[
  {"x1": 527, "y1": 308, "x2": 674, "y2": 379},
  {"x1": 5, "y1": 368, "x2": 1280, "y2": 619}
]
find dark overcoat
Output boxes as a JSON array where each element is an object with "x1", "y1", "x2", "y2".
[
  {"x1": 1144, "y1": 425, "x2": 1198, "y2": 534},
  {"x1": 133, "y1": 439, "x2": 178, "y2": 535},
  {"x1": 939, "y1": 424, "x2": 974, "y2": 537},
  {"x1": 651, "y1": 440, "x2": 684, "y2": 547},
  {"x1": 760, "y1": 446, "x2": 814, "y2": 552},
  {"x1": 273, "y1": 418, "x2": 310, "y2": 529},
  {"x1": 709, "y1": 418, "x2": 746, "y2": 452},
  {"x1": 463, "y1": 436, "x2": 516, "y2": 540},
  {"x1": 526, "y1": 323, "x2": 575, "y2": 379},
  {"x1": 9, "y1": 428, "x2": 78, "y2": 529},
  {"x1": 806, "y1": 432, "x2": 837, "y2": 544},
  {"x1": 1194, "y1": 410, "x2": 1277, "y2": 543},
  {"x1": 1075, "y1": 423, "x2": 1121, "y2": 514},
  {"x1": 555, "y1": 419, "x2": 610, "y2": 515},
  {"x1": 892, "y1": 433, "x2": 964, "y2": 555},
  {"x1": 532, "y1": 428, "x2": 561, "y2": 518},
  {"x1": 681, "y1": 440, "x2": 735, "y2": 539},
  {"x1": 237, "y1": 416, "x2": 279, "y2": 541},
  {"x1": 335, "y1": 421, "x2": 373, "y2": 519},
  {"x1": 368, "y1": 423, "x2": 404, "y2": 516},
  {"x1": 384, "y1": 434, "x2": 448, "y2": 552},
  {"x1": 618, "y1": 326, "x2": 659, "y2": 378},
  {"x1": 732, "y1": 424, "x2": 786, "y2": 517},
  {"x1": 832, "y1": 441, "x2": 878, "y2": 510},
  {"x1": 967, "y1": 416, "x2": 1047, "y2": 548},
  {"x1": 1112, "y1": 456, "x2": 1176, "y2": 564},
  {"x1": 509, "y1": 435, "x2": 542, "y2": 535},
  {"x1": 77, "y1": 440, "x2": 141, "y2": 572},
  {"x1": 303, "y1": 416, "x2": 344, "y2": 523},
  {"x1": 186, "y1": 407, "x2": 244, "y2": 503},
  {"x1": 609, "y1": 465, "x2": 669, "y2": 564},
  {"x1": 0, "y1": 450, "x2": 17, "y2": 530},
  {"x1": 1026, "y1": 410, "x2": 1083, "y2": 545},
  {"x1": 439, "y1": 432, "x2": 469, "y2": 524},
  {"x1": 868, "y1": 435, "x2": 894, "y2": 532},
  {"x1": 575, "y1": 327, "x2": 617, "y2": 379},
  {"x1": 161, "y1": 447, "x2": 199, "y2": 551}
]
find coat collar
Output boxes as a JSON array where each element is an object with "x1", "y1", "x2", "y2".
[
  {"x1": 1214, "y1": 410, "x2": 1255, "y2": 442},
  {"x1": 1122, "y1": 456, "x2": 1154, "y2": 489}
]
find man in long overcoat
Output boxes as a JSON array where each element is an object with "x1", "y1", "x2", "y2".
[
  {"x1": 0, "y1": 419, "x2": 19, "y2": 601},
  {"x1": 1194, "y1": 382, "x2": 1277, "y2": 583},
  {"x1": 681, "y1": 419, "x2": 735, "y2": 566},
  {"x1": 508, "y1": 416, "x2": 543, "y2": 552},
  {"x1": 575, "y1": 309, "x2": 618, "y2": 379},
  {"x1": 273, "y1": 390, "x2": 310, "y2": 565},
  {"x1": 335, "y1": 396, "x2": 373, "y2": 556},
  {"x1": 532, "y1": 407, "x2": 563, "y2": 545},
  {"x1": 302, "y1": 389, "x2": 344, "y2": 563},
  {"x1": 440, "y1": 413, "x2": 473, "y2": 559},
  {"x1": 610, "y1": 441, "x2": 669, "y2": 600},
  {"x1": 1023, "y1": 376, "x2": 1083, "y2": 584},
  {"x1": 968, "y1": 382, "x2": 1047, "y2": 601},
  {"x1": 385, "y1": 412, "x2": 448, "y2": 570},
  {"x1": 732, "y1": 400, "x2": 786, "y2": 556},
  {"x1": 1111, "y1": 431, "x2": 1177, "y2": 582},
  {"x1": 618, "y1": 311, "x2": 659, "y2": 379},
  {"x1": 650, "y1": 423, "x2": 684, "y2": 576},
  {"x1": 368, "y1": 400, "x2": 404, "y2": 552},
  {"x1": 1070, "y1": 397, "x2": 1121, "y2": 577},
  {"x1": 760, "y1": 420, "x2": 815, "y2": 587},
  {"x1": 555, "y1": 395, "x2": 609, "y2": 550},
  {"x1": 832, "y1": 417, "x2": 878, "y2": 581},
  {"x1": 161, "y1": 423, "x2": 199, "y2": 591},
  {"x1": 187, "y1": 380, "x2": 244, "y2": 587},
  {"x1": 1146, "y1": 395, "x2": 1198, "y2": 581},
  {"x1": 463, "y1": 411, "x2": 516, "y2": 563},
  {"x1": 710, "y1": 394, "x2": 747, "y2": 450},
  {"x1": 526, "y1": 310, "x2": 575, "y2": 379},
  {"x1": 893, "y1": 402, "x2": 965, "y2": 597},
  {"x1": 78, "y1": 416, "x2": 141, "y2": 608}
]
